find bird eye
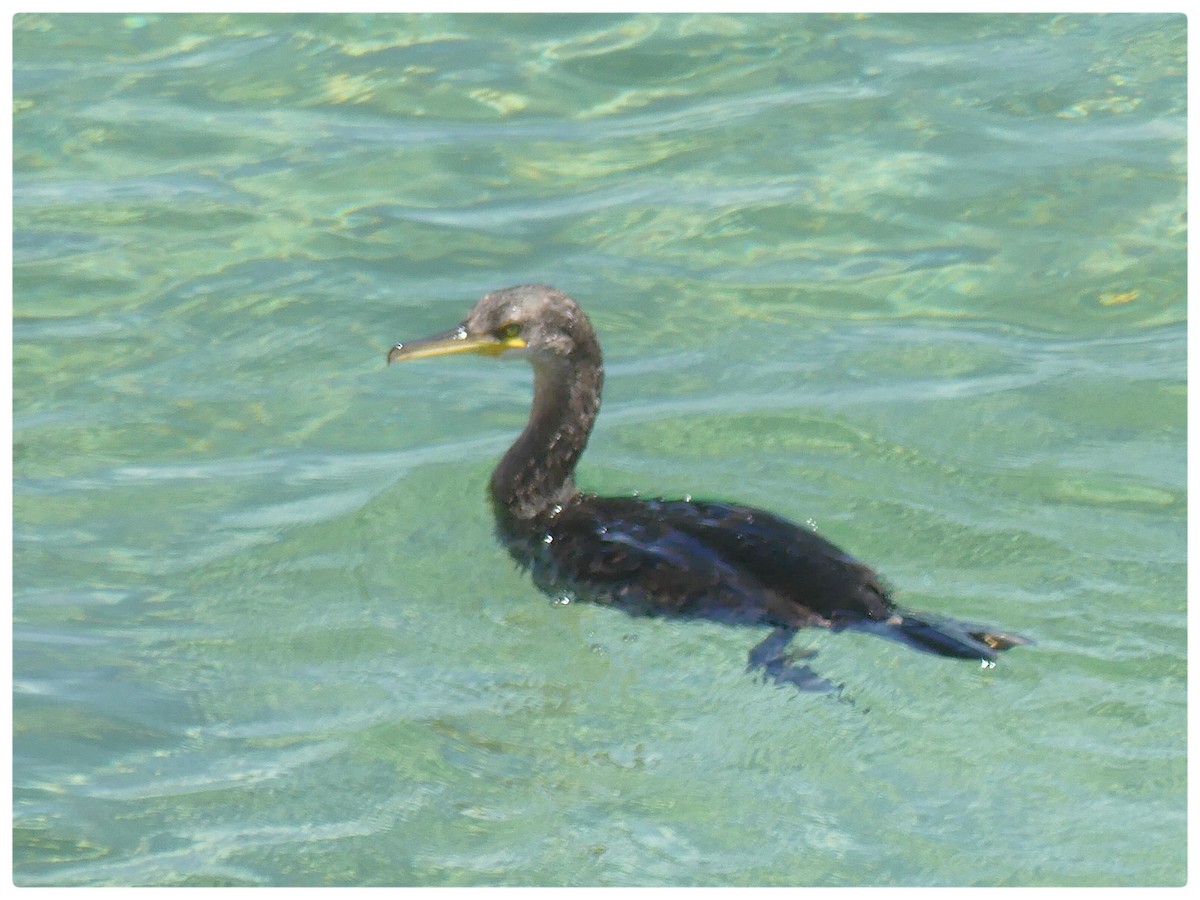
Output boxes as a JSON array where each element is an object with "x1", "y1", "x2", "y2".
[{"x1": 497, "y1": 322, "x2": 522, "y2": 340}]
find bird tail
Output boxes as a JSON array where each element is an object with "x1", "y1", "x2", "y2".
[{"x1": 861, "y1": 610, "x2": 1030, "y2": 662}]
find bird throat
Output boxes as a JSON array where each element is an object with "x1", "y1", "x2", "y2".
[{"x1": 489, "y1": 353, "x2": 603, "y2": 526}]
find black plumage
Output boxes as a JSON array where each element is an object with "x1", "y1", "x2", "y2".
[{"x1": 387, "y1": 284, "x2": 1026, "y2": 690}]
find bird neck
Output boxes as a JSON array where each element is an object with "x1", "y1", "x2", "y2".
[{"x1": 490, "y1": 353, "x2": 603, "y2": 524}]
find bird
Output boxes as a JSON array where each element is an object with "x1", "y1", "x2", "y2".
[{"x1": 387, "y1": 284, "x2": 1027, "y2": 691}]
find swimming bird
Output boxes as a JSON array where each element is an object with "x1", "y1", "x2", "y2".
[{"x1": 387, "y1": 284, "x2": 1027, "y2": 691}]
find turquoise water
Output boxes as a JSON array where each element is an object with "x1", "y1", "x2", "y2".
[{"x1": 11, "y1": 12, "x2": 1186, "y2": 886}]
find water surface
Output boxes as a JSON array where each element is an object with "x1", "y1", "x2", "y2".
[{"x1": 12, "y1": 12, "x2": 1186, "y2": 886}]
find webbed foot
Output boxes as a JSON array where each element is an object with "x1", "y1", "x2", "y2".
[{"x1": 747, "y1": 627, "x2": 838, "y2": 693}]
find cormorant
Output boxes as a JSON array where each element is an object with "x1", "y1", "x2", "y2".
[{"x1": 387, "y1": 284, "x2": 1027, "y2": 691}]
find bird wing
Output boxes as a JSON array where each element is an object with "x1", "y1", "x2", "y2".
[
  {"x1": 690, "y1": 499, "x2": 895, "y2": 621},
  {"x1": 585, "y1": 497, "x2": 895, "y2": 625},
  {"x1": 535, "y1": 497, "x2": 784, "y2": 626}
]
